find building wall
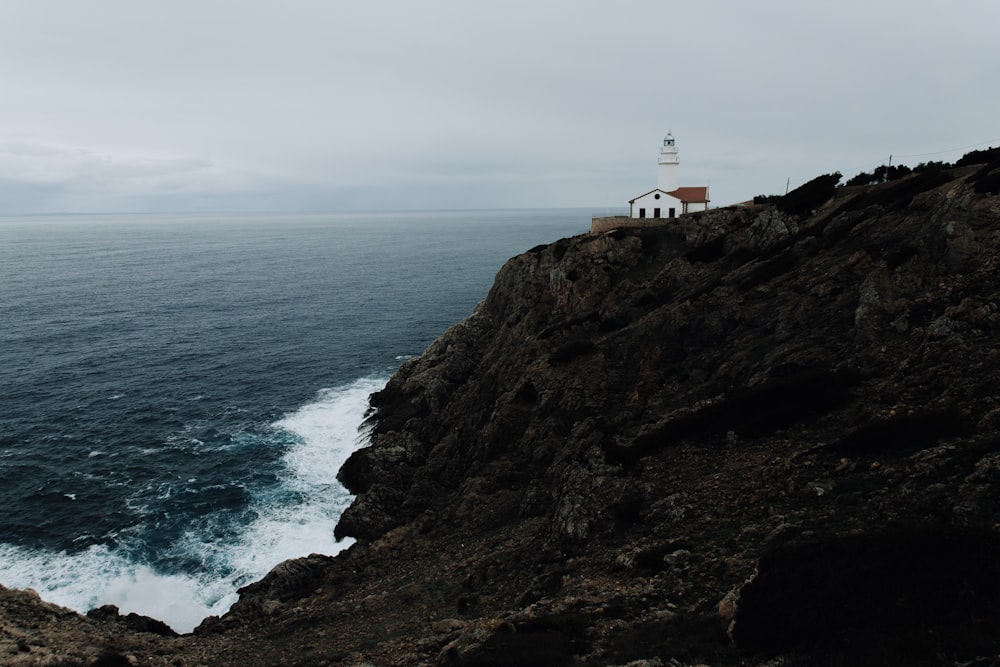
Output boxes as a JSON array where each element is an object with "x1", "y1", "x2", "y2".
[{"x1": 630, "y1": 191, "x2": 683, "y2": 219}]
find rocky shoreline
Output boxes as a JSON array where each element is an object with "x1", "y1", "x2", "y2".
[{"x1": 3, "y1": 160, "x2": 1000, "y2": 665}]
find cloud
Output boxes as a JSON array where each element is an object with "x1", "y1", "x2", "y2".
[
  {"x1": 1, "y1": 1, "x2": 999, "y2": 213},
  {"x1": 0, "y1": 141, "x2": 265, "y2": 213}
]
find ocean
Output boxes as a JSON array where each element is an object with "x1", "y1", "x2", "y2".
[{"x1": 0, "y1": 209, "x2": 586, "y2": 633}]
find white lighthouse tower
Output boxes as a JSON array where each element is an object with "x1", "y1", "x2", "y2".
[{"x1": 657, "y1": 130, "x2": 679, "y2": 192}]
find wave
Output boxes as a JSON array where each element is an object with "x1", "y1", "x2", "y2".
[{"x1": 0, "y1": 376, "x2": 386, "y2": 634}]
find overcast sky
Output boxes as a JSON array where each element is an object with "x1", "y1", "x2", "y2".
[{"x1": 1, "y1": 1, "x2": 998, "y2": 214}]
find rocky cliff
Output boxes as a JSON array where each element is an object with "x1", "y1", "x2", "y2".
[{"x1": 4, "y1": 161, "x2": 1000, "y2": 666}]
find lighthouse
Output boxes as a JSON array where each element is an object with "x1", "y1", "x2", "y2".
[
  {"x1": 657, "y1": 131, "x2": 679, "y2": 192},
  {"x1": 628, "y1": 130, "x2": 709, "y2": 219}
]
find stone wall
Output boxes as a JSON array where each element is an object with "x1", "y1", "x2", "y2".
[{"x1": 590, "y1": 215, "x2": 674, "y2": 234}]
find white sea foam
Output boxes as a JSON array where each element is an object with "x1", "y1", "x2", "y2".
[
  {"x1": 0, "y1": 376, "x2": 386, "y2": 634},
  {"x1": 0, "y1": 543, "x2": 234, "y2": 631}
]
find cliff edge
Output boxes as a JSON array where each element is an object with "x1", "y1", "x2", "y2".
[{"x1": 3, "y1": 160, "x2": 1000, "y2": 665}]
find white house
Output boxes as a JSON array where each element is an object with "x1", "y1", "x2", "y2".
[{"x1": 629, "y1": 132, "x2": 709, "y2": 219}]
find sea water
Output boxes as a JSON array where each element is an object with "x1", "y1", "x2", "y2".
[{"x1": 0, "y1": 209, "x2": 586, "y2": 632}]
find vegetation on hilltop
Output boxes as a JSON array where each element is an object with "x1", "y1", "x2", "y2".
[{"x1": 756, "y1": 144, "x2": 1000, "y2": 207}]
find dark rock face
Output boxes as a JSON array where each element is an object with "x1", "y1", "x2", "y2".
[
  {"x1": 340, "y1": 165, "x2": 1000, "y2": 551},
  {"x1": 3, "y1": 165, "x2": 1000, "y2": 665},
  {"x1": 326, "y1": 165, "x2": 1000, "y2": 664},
  {"x1": 731, "y1": 526, "x2": 1000, "y2": 660},
  {"x1": 86, "y1": 605, "x2": 179, "y2": 638}
]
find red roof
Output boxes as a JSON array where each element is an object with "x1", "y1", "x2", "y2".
[{"x1": 668, "y1": 186, "x2": 709, "y2": 203}]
